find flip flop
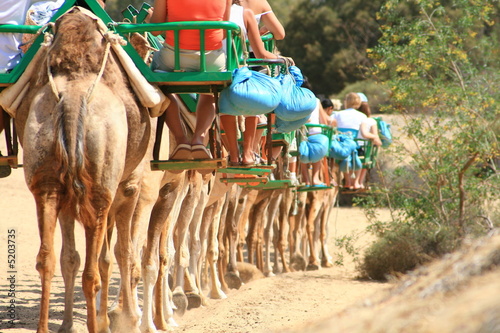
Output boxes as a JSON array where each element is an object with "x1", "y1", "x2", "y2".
[
  {"x1": 169, "y1": 143, "x2": 192, "y2": 160},
  {"x1": 191, "y1": 144, "x2": 213, "y2": 160}
]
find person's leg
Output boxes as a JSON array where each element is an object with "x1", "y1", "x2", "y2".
[
  {"x1": 311, "y1": 161, "x2": 323, "y2": 185},
  {"x1": 220, "y1": 115, "x2": 240, "y2": 165},
  {"x1": 191, "y1": 94, "x2": 215, "y2": 146},
  {"x1": 164, "y1": 96, "x2": 189, "y2": 146},
  {"x1": 301, "y1": 163, "x2": 311, "y2": 186},
  {"x1": 242, "y1": 116, "x2": 258, "y2": 165},
  {"x1": 190, "y1": 94, "x2": 216, "y2": 160},
  {"x1": 163, "y1": 96, "x2": 191, "y2": 160},
  {"x1": 355, "y1": 168, "x2": 367, "y2": 189}
]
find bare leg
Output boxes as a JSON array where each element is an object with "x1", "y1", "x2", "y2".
[
  {"x1": 164, "y1": 95, "x2": 189, "y2": 146},
  {"x1": 311, "y1": 161, "x2": 322, "y2": 185},
  {"x1": 191, "y1": 95, "x2": 215, "y2": 146},
  {"x1": 242, "y1": 116, "x2": 258, "y2": 165},
  {"x1": 220, "y1": 115, "x2": 240, "y2": 164}
]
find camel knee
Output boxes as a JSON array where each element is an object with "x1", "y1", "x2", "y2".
[
  {"x1": 123, "y1": 184, "x2": 140, "y2": 197},
  {"x1": 36, "y1": 245, "x2": 56, "y2": 276},
  {"x1": 82, "y1": 272, "x2": 101, "y2": 298}
]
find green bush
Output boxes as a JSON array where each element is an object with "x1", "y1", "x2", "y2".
[{"x1": 359, "y1": 222, "x2": 458, "y2": 281}]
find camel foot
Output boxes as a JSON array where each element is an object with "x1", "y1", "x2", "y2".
[
  {"x1": 322, "y1": 259, "x2": 334, "y2": 268},
  {"x1": 264, "y1": 271, "x2": 275, "y2": 277},
  {"x1": 290, "y1": 254, "x2": 306, "y2": 271},
  {"x1": 208, "y1": 288, "x2": 227, "y2": 300},
  {"x1": 306, "y1": 263, "x2": 320, "y2": 271},
  {"x1": 58, "y1": 323, "x2": 79, "y2": 333},
  {"x1": 172, "y1": 292, "x2": 188, "y2": 316},
  {"x1": 186, "y1": 292, "x2": 202, "y2": 310},
  {"x1": 224, "y1": 271, "x2": 242, "y2": 290}
]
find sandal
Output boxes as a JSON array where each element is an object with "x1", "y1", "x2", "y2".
[
  {"x1": 169, "y1": 143, "x2": 192, "y2": 160},
  {"x1": 191, "y1": 144, "x2": 213, "y2": 160}
]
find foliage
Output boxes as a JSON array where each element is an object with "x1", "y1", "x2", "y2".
[
  {"x1": 358, "y1": 0, "x2": 500, "y2": 280},
  {"x1": 279, "y1": 0, "x2": 384, "y2": 96}
]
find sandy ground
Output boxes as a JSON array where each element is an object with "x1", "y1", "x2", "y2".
[{"x1": 0, "y1": 157, "x2": 390, "y2": 332}]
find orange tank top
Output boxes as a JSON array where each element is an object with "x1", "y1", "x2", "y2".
[{"x1": 166, "y1": 0, "x2": 226, "y2": 51}]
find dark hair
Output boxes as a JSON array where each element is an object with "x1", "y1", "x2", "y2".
[
  {"x1": 358, "y1": 102, "x2": 371, "y2": 117},
  {"x1": 321, "y1": 98, "x2": 333, "y2": 109},
  {"x1": 233, "y1": 0, "x2": 241, "y2": 4}
]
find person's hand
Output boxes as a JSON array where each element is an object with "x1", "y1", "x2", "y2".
[
  {"x1": 144, "y1": 7, "x2": 154, "y2": 23},
  {"x1": 373, "y1": 137, "x2": 382, "y2": 146}
]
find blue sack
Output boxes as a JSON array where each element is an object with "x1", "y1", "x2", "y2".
[
  {"x1": 329, "y1": 134, "x2": 358, "y2": 160},
  {"x1": 289, "y1": 65, "x2": 304, "y2": 87},
  {"x1": 274, "y1": 74, "x2": 317, "y2": 121},
  {"x1": 219, "y1": 67, "x2": 282, "y2": 116},
  {"x1": 299, "y1": 134, "x2": 329, "y2": 164},
  {"x1": 339, "y1": 152, "x2": 362, "y2": 172},
  {"x1": 378, "y1": 120, "x2": 392, "y2": 147},
  {"x1": 275, "y1": 114, "x2": 310, "y2": 133}
]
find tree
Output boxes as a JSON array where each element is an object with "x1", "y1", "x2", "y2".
[
  {"x1": 358, "y1": 0, "x2": 500, "y2": 280},
  {"x1": 279, "y1": 0, "x2": 384, "y2": 95}
]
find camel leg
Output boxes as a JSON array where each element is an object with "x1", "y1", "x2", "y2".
[
  {"x1": 34, "y1": 189, "x2": 60, "y2": 333},
  {"x1": 112, "y1": 181, "x2": 142, "y2": 332},
  {"x1": 263, "y1": 191, "x2": 281, "y2": 276},
  {"x1": 144, "y1": 173, "x2": 187, "y2": 331},
  {"x1": 306, "y1": 192, "x2": 322, "y2": 271},
  {"x1": 173, "y1": 172, "x2": 200, "y2": 316},
  {"x1": 185, "y1": 177, "x2": 209, "y2": 310},
  {"x1": 97, "y1": 217, "x2": 114, "y2": 333},
  {"x1": 224, "y1": 186, "x2": 246, "y2": 290},
  {"x1": 58, "y1": 214, "x2": 81, "y2": 333},
  {"x1": 206, "y1": 198, "x2": 228, "y2": 299},
  {"x1": 82, "y1": 210, "x2": 108, "y2": 333},
  {"x1": 217, "y1": 191, "x2": 230, "y2": 293},
  {"x1": 277, "y1": 189, "x2": 292, "y2": 273}
]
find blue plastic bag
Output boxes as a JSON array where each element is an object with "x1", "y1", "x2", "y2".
[
  {"x1": 274, "y1": 74, "x2": 317, "y2": 121},
  {"x1": 378, "y1": 120, "x2": 392, "y2": 147},
  {"x1": 219, "y1": 67, "x2": 282, "y2": 116},
  {"x1": 275, "y1": 115, "x2": 310, "y2": 133},
  {"x1": 329, "y1": 134, "x2": 358, "y2": 160},
  {"x1": 289, "y1": 65, "x2": 304, "y2": 87},
  {"x1": 339, "y1": 152, "x2": 362, "y2": 172},
  {"x1": 299, "y1": 134, "x2": 329, "y2": 164}
]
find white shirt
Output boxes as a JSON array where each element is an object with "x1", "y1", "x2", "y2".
[
  {"x1": 331, "y1": 108, "x2": 367, "y2": 131},
  {"x1": 230, "y1": 5, "x2": 248, "y2": 40}
]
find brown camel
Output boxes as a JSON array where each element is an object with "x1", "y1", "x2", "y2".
[{"x1": 11, "y1": 8, "x2": 151, "y2": 333}]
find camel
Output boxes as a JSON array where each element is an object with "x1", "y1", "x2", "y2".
[{"x1": 11, "y1": 7, "x2": 152, "y2": 333}]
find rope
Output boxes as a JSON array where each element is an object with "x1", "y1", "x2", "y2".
[{"x1": 85, "y1": 41, "x2": 111, "y2": 103}]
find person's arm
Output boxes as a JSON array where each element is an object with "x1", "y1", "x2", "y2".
[
  {"x1": 150, "y1": 0, "x2": 167, "y2": 36},
  {"x1": 360, "y1": 121, "x2": 381, "y2": 145},
  {"x1": 259, "y1": 12, "x2": 285, "y2": 40},
  {"x1": 223, "y1": 0, "x2": 232, "y2": 21},
  {"x1": 244, "y1": 8, "x2": 276, "y2": 59}
]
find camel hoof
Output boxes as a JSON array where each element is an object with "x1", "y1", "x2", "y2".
[
  {"x1": 172, "y1": 292, "x2": 188, "y2": 316},
  {"x1": 290, "y1": 254, "x2": 306, "y2": 271},
  {"x1": 306, "y1": 263, "x2": 320, "y2": 271},
  {"x1": 322, "y1": 259, "x2": 334, "y2": 268},
  {"x1": 264, "y1": 271, "x2": 275, "y2": 277},
  {"x1": 186, "y1": 292, "x2": 202, "y2": 310},
  {"x1": 58, "y1": 324, "x2": 79, "y2": 333},
  {"x1": 224, "y1": 272, "x2": 242, "y2": 290}
]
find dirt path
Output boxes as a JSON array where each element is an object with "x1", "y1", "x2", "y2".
[{"x1": 0, "y1": 163, "x2": 390, "y2": 332}]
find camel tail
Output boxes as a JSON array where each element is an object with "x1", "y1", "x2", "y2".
[{"x1": 54, "y1": 94, "x2": 96, "y2": 224}]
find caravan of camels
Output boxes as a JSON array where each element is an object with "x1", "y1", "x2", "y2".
[{"x1": 0, "y1": 1, "x2": 383, "y2": 332}]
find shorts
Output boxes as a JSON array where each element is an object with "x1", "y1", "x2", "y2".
[{"x1": 152, "y1": 44, "x2": 226, "y2": 72}]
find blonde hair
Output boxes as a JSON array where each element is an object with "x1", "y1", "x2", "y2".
[{"x1": 344, "y1": 92, "x2": 361, "y2": 109}]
